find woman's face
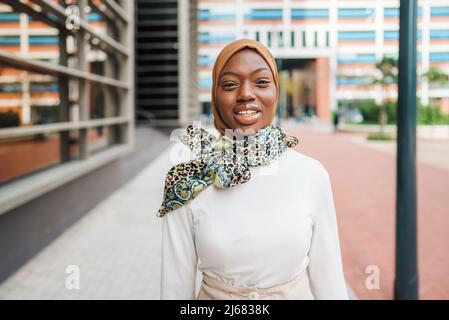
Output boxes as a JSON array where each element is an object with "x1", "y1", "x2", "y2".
[{"x1": 216, "y1": 48, "x2": 277, "y2": 134}]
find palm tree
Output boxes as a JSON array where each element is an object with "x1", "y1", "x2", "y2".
[{"x1": 372, "y1": 57, "x2": 398, "y2": 133}]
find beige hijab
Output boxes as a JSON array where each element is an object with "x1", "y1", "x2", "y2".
[{"x1": 211, "y1": 39, "x2": 279, "y2": 135}]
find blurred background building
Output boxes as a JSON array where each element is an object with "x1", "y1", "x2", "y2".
[{"x1": 197, "y1": 0, "x2": 449, "y2": 121}]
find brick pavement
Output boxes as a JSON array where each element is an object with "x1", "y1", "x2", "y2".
[{"x1": 285, "y1": 122, "x2": 449, "y2": 299}]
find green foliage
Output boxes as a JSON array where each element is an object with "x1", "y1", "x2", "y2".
[
  {"x1": 422, "y1": 67, "x2": 449, "y2": 86},
  {"x1": 373, "y1": 57, "x2": 398, "y2": 86},
  {"x1": 354, "y1": 99, "x2": 449, "y2": 125},
  {"x1": 358, "y1": 100, "x2": 396, "y2": 124},
  {"x1": 349, "y1": 63, "x2": 449, "y2": 128},
  {"x1": 418, "y1": 103, "x2": 449, "y2": 124},
  {"x1": 384, "y1": 101, "x2": 397, "y2": 123},
  {"x1": 358, "y1": 100, "x2": 379, "y2": 124},
  {"x1": 367, "y1": 132, "x2": 394, "y2": 141}
]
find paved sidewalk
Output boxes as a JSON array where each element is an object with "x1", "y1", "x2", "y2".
[
  {"x1": 284, "y1": 122, "x2": 449, "y2": 300},
  {"x1": 0, "y1": 143, "x2": 178, "y2": 299}
]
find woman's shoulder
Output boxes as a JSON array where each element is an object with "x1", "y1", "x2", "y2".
[{"x1": 282, "y1": 148, "x2": 330, "y2": 180}]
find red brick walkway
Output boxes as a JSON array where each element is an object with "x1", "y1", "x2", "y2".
[{"x1": 287, "y1": 125, "x2": 449, "y2": 300}]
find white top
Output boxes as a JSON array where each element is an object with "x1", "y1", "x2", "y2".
[{"x1": 160, "y1": 141, "x2": 349, "y2": 300}]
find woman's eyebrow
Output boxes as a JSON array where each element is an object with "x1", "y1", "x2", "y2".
[
  {"x1": 219, "y1": 67, "x2": 271, "y2": 78},
  {"x1": 250, "y1": 67, "x2": 271, "y2": 75}
]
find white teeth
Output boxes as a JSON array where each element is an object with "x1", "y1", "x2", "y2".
[{"x1": 237, "y1": 110, "x2": 258, "y2": 115}]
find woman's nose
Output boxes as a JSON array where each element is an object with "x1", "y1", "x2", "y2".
[{"x1": 237, "y1": 81, "x2": 256, "y2": 102}]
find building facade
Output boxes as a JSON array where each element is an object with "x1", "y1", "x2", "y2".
[
  {"x1": 0, "y1": 0, "x2": 197, "y2": 283},
  {"x1": 0, "y1": 0, "x2": 137, "y2": 281},
  {"x1": 198, "y1": 0, "x2": 449, "y2": 120},
  {"x1": 0, "y1": 0, "x2": 135, "y2": 197},
  {"x1": 0, "y1": 0, "x2": 202, "y2": 283}
]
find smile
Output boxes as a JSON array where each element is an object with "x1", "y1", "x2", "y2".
[
  {"x1": 233, "y1": 104, "x2": 262, "y2": 125},
  {"x1": 236, "y1": 110, "x2": 258, "y2": 115}
]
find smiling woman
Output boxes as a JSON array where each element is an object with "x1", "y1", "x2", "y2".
[
  {"x1": 216, "y1": 50, "x2": 277, "y2": 130},
  {"x1": 211, "y1": 39, "x2": 279, "y2": 134},
  {"x1": 158, "y1": 39, "x2": 349, "y2": 301}
]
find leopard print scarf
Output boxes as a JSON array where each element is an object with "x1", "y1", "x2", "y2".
[{"x1": 157, "y1": 123, "x2": 299, "y2": 217}]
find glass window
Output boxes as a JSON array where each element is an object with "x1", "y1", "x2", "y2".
[
  {"x1": 199, "y1": 9, "x2": 235, "y2": 21},
  {"x1": 0, "y1": 36, "x2": 20, "y2": 45},
  {"x1": 0, "y1": 12, "x2": 20, "y2": 22},
  {"x1": 384, "y1": 30, "x2": 422, "y2": 40},
  {"x1": 430, "y1": 52, "x2": 449, "y2": 62},
  {"x1": 29, "y1": 36, "x2": 58, "y2": 45},
  {"x1": 338, "y1": 8, "x2": 375, "y2": 18},
  {"x1": 338, "y1": 31, "x2": 375, "y2": 41},
  {"x1": 86, "y1": 12, "x2": 102, "y2": 22},
  {"x1": 337, "y1": 54, "x2": 377, "y2": 64},
  {"x1": 430, "y1": 30, "x2": 449, "y2": 39},
  {"x1": 385, "y1": 7, "x2": 423, "y2": 17},
  {"x1": 198, "y1": 32, "x2": 236, "y2": 43},
  {"x1": 198, "y1": 9, "x2": 209, "y2": 20},
  {"x1": 430, "y1": 7, "x2": 449, "y2": 17},
  {"x1": 246, "y1": 9, "x2": 282, "y2": 20},
  {"x1": 0, "y1": 130, "x2": 81, "y2": 185},
  {"x1": 291, "y1": 9, "x2": 329, "y2": 20}
]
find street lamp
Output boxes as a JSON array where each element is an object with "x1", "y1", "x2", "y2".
[{"x1": 394, "y1": 0, "x2": 419, "y2": 300}]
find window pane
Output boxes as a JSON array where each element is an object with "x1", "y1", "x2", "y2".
[{"x1": 0, "y1": 130, "x2": 80, "y2": 185}]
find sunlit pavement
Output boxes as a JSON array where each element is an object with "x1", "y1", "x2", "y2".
[
  {"x1": 1, "y1": 120, "x2": 447, "y2": 299},
  {"x1": 284, "y1": 120, "x2": 449, "y2": 300},
  {"x1": 0, "y1": 140, "x2": 177, "y2": 299}
]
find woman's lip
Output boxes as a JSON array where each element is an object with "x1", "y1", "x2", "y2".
[
  {"x1": 233, "y1": 109, "x2": 262, "y2": 125},
  {"x1": 233, "y1": 104, "x2": 261, "y2": 114}
]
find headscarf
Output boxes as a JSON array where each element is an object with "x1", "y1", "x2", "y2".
[{"x1": 211, "y1": 39, "x2": 279, "y2": 135}]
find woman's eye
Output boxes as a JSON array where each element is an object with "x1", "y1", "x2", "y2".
[
  {"x1": 257, "y1": 79, "x2": 270, "y2": 85},
  {"x1": 223, "y1": 83, "x2": 237, "y2": 89}
]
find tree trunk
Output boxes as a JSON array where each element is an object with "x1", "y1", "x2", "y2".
[
  {"x1": 378, "y1": 104, "x2": 389, "y2": 134},
  {"x1": 378, "y1": 85, "x2": 389, "y2": 134}
]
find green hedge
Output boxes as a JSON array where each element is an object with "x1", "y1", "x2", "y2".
[
  {"x1": 358, "y1": 100, "x2": 397, "y2": 124},
  {"x1": 355, "y1": 99, "x2": 449, "y2": 125},
  {"x1": 418, "y1": 104, "x2": 449, "y2": 124}
]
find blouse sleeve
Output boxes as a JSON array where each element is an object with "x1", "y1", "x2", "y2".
[
  {"x1": 160, "y1": 203, "x2": 198, "y2": 300},
  {"x1": 307, "y1": 165, "x2": 349, "y2": 300}
]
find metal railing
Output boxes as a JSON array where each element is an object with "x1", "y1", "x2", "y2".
[{"x1": 0, "y1": 0, "x2": 135, "y2": 215}]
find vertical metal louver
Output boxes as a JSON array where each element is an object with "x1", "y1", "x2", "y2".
[{"x1": 135, "y1": 0, "x2": 199, "y2": 127}]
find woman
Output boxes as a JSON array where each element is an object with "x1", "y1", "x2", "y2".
[{"x1": 158, "y1": 39, "x2": 348, "y2": 300}]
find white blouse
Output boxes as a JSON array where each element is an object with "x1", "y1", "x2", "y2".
[{"x1": 159, "y1": 140, "x2": 349, "y2": 300}]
